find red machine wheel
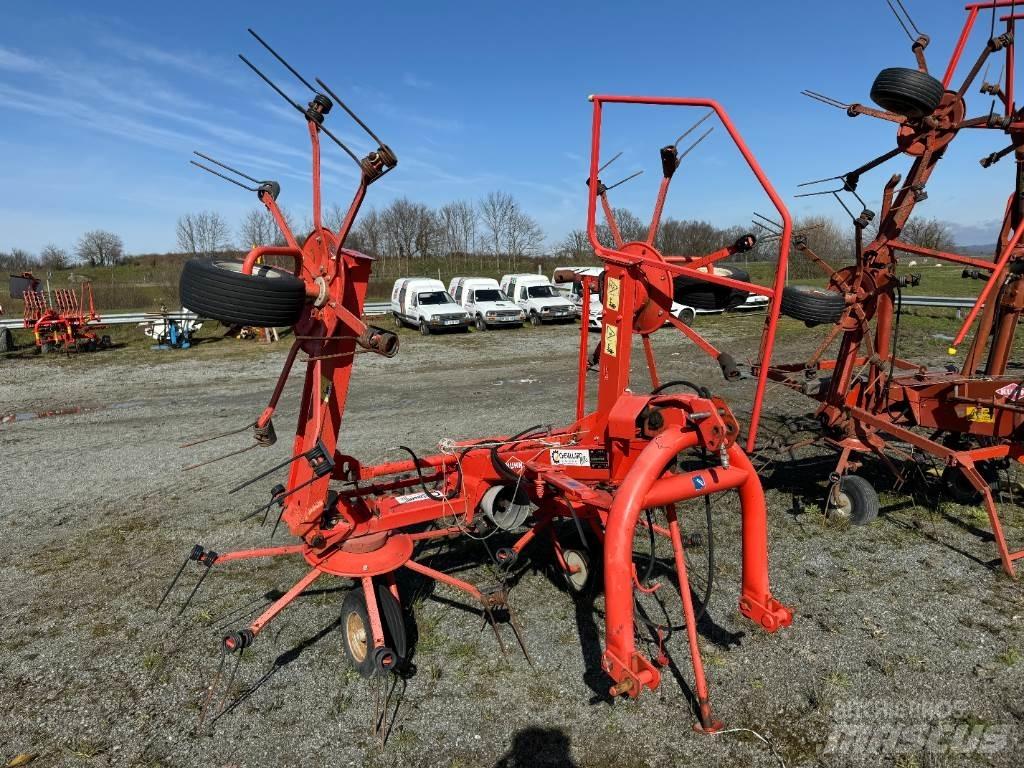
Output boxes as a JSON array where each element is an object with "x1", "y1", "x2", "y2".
[{"x1": 340, "y1": 583, "x2": 407, "y2": 678}]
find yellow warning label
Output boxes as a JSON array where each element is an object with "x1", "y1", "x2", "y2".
[
  {"x1": 603, "y1": 325, "x2": 618, "y2": 357},
  {"x1": 965, "y1": 406, "x2": 994, "y2": 423},
  {"x1": 606, "y1": 276, "x2": 621, "y2": 311}
]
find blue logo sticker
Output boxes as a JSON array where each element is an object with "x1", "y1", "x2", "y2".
[{"x1": 693, "y1": 475, "x2": 706, "y2": 491}]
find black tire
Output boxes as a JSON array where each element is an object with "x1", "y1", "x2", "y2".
[
  {"x1": 831, "y1": 474, "x2": 879, "y2": 526},
  {"x1": 529, "y1": 313, "x2": 542, "y2": 327},
  {"x1": 780, "y1": 285, "x2": 845, "y2": 326},
  {"x1": 870, "y1": 67, "x2": 945, "y2": 118},
  {"x1": 40, "y1": 342, "x2": 55, "y2": 355},
  {"x1": 674, "y1": 267, "x2": 750, "y2": 310},
  {"x1": 419, "y1": 320, "x2": 430, "y2": 336},
  {"x1": 393, "y1": 313, "x2": 402, "y2": 330},
  {"x1": 100, "y1": 334, "x2": 112, "y2": 349},
  {"x1": 676, "y1": 307, "x2": 695, "y2": 326},
  {"x1": 942, "y1": 464, "x2": 999, "y2": 506},
  {"x1": 0, "y1": 327, "x2": 12, "y2": 353},
  {"x1": 179, "y1": 258, "x2": 306, "y2": 328},
  {"x1": 341, "y1": 584, "x2": 408, "y2": 678},
  {"x1": 474, "y1": 315, "x2": 487, "y2": 331}
]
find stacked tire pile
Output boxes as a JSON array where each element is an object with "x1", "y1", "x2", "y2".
[{"x1": 673, "y1": 266, "x2": 750, "y2": 311}]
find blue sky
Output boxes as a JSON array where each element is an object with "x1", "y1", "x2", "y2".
[{"x1": 0, "y1": 1, "x2": 1015, "y2": 255}]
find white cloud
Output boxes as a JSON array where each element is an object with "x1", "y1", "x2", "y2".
[
  {"x1": 0, "y1": 46, "x2": 43, "y2": 73},
  {"x1": 402, "y1": 72, "x2": 433, "y2": 89}
]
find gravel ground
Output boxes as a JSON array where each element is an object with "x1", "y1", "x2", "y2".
[{"x1": 1, "y1": 315, "x2": 1022, "y2": 768}]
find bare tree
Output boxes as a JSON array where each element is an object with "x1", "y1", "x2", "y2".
[
  {"x1": 657, "y1": 218, "x2": 723, "y2": 256},
  {"x1": 900, "y1": 217, "x2": 956, "y2": 253},
  {"x1": 0, "y1": 248, "x2": 37, "y2": 272},
  {"x1": 789, "y1": 216, "x2": 854, "y2": 279},
  {"x1": 556, "y1": 229, "x2": 592, "y2": 261},
  {"x1": 76, "y1": 230, "x2": 124, "y2": 266},
  {"x1": 39, "y1": 244, "x2": 69, "y2": 269},
  {"x1": 177, "y1": 211, "x2": 232, "y2": 256},
  {"x1": 505, "y1": 208, "x2": 544, "y2": 270},
  {"x1": 381, "y1": 198, "x2": 438, "y2": 272},
  {"x1": 437, "y1": 201, "x2": 477, "y2": 268},
  {"x1": 348, "y1": 208, "x2": 385, "y2": 263},
  {"x1": 239, "y1": 208, "x2": 282, "y2": 248},
  {"x1": 479, "y1": 191, "x2": 516, "y2": 269}
]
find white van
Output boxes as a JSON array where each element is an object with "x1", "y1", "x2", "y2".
[
  {"x1": 390, "y1": 277, "x2": 470, "y2": 335},
  {"x1": 499, "y1": 274, "x2": 577, "y2": 326},
  {"x1": 447, "y1": 276, "x2": 524, "y2": 330},
  {"x1": 551, "y1": 266, "x2": 697, "y2": 331}
]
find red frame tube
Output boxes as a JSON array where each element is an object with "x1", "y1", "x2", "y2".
[{"x1": 585, "y1": 95, "x2": 792, "y2": 452}]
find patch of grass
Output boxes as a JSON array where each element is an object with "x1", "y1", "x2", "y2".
[
  {"x1": 66, "y1": 740, "x2": 106, "y2": 759},
  {"x1": 997, "y1": 646, "x2": 1020, "y2": 667}
]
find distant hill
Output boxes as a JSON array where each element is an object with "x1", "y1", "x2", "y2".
[{"x1": 959, "y1": 243, "x2": 997, "y2": 256}]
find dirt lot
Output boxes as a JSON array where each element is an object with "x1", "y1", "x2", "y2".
[{"x1": 1, "y1": 313, "x2": 1022, "y2": 768}]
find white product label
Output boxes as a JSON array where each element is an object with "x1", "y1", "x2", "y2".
[
  {"x1": 550, "y1": 448, "x2": 591, "y2": 467},
  {"x1": 996, "y1": 383, "x2": 1024, "y2": 401},
  {"x1": 395, "y1": 491, "x2": 430, "y2": 505}
]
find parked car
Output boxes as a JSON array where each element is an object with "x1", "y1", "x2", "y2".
[
  {"x1": 390, "y1": 277, "x2": 470, "y2": 335},
  {"x1": 448, "y1": 276, "x2": 524, "y2": 330},
  {"x1": 500, "y1": 274, "x2": 576, "y2": 325},
  {"x1": 730, "y1": 293, "x2": 769, "y2": 312},
  {"x1": 551, "y1": 266, "x2": 696, "y2": 331}
]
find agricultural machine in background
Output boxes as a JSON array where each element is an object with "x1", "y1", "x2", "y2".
[
  {"x1": 161, "y1": 29, "x2": 795, "y2": 734},
  {"x1": 139, "y1": 305, "x2": 203, "y2": 350},
  {"x1": 765, "y1": 0, "x2": 1024, "y2": 576},
  {"x1": 6, "y1": 272, "x2": 109, "y2": 353}
]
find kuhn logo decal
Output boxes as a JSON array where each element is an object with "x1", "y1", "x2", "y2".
[{"x1": 506, "y1": 458, "x2": 524, "y2": 473}]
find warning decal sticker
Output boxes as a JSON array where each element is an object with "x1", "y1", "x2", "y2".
[
  {"x1": 604, "y1": 325, "x2": 618, "y2": 357},
  {"x1": 606, "y1": 276, "x2": 621, "y2": 311}
]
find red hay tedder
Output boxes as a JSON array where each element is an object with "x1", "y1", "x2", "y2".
[
  {"x1": 162, "y1": 30, "x2": 795, "y2": 733},
  {"x1": 765, "y1": 1, "x2": 1024, "y2": 575},
  {"x1": 8, "y1": 272, "x2": 109, "y2": 353}
]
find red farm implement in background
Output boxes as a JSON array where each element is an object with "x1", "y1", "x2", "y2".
[
  {"x1": 160, "y1": 29, "x2": 794, "y2": 734},
  {"x1": 764, "y1": 0, "x2": 1024, "y2": 576},
  {"x1": 8, "y1": 272, "x2": 109, "y2": 353}
]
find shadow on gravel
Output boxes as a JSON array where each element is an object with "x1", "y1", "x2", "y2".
[
  {"x1": 211, "y1": 615, "x2": 343, "y2": 726},
  {"x1": 494, "y1": 727, "x2": 579, "y2": 768}
]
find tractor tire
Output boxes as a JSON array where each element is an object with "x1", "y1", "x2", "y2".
[
  {"x1": 830, "y1": 474, "x2": 879, "y2": 526},
  {"x1": 179, "y1": 258, "x2": 306, "y2": 328},
  {"x1": 673, "y1": 267, "x2": 750, "y2": 311},
  {"x1": 870, "y1": 67, "x2": 945, "y2": 119},
  {"x1": 780, "y1": 285, "x2": 846, "y2": 326},
  {"x1": 0, "y1": 327, "x2": 12, "y2": 353},
  {"x1": 341, "y1": 584, "x2": 408, "y2": 678}
]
